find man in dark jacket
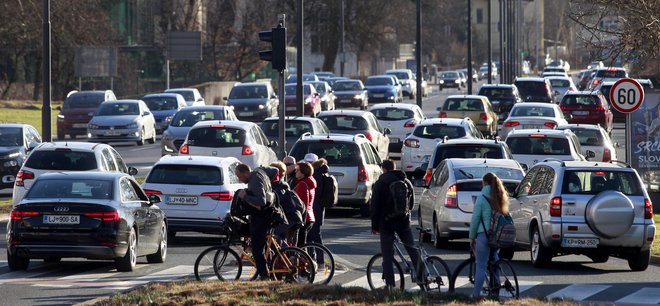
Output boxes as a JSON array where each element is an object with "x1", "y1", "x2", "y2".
[{"x1": 371, "y1": 159, "x2": 419, "y2": 287}]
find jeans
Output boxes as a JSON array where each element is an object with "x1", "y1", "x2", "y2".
[
  {"x1": 297, "y1": 221, "x2": 314, "y2": 247},
  {"x1": 308, "y1": 207, "x2": 325, "y2": 265},
  {"x1": 472, "y1": 232, "x2": 500, "y2": 297},
  {"x1": 249, "y1": 213, "x2": 270, "y2": 279},
  {"x1": 379, "y1": 217, "x2": 420, "y2": 287}
]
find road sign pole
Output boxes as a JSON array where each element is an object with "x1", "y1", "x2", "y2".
[
  {"x1": 608, "y1": 78, "x2": 645, "y2": 164},
  {"x1": 626, "y1": 113, "x2": 631, "y2": 163},
  {"x1": 166, "y1": 60, "x2": 170, "y2": 89}
]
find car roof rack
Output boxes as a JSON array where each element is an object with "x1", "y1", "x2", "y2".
[
  {"x1": 543, "y1": 158, "x2": 565, "y2": 166},
  {"x1": 354, "y1": 134, "x2": 366, "y2": 141},
  {"x1": 608, "y1": 160, "x2": 631, "y2": 168}
]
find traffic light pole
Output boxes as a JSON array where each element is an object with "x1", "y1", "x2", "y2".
[{"x1": 278, "y1": 69, "x2": 286, "y2": 159}]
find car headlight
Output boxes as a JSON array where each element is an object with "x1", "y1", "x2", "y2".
[
  {"x1": 353, "y1": 94, "x2": 362, "y2": 100},
  {"x1": 5, "y1": 152, "x2": 20, "y2": 159},
  {"x1": 165, "y1": 115, "x2": 173, "y2": 123},
  {"x1": 229, "y1": 105, "x2": 235, "y2": 110},
  {"x1": 440, "y1": 80, "x2": 445, "y2": 84},
  {"x1": 454, "y1": 80, "x2": 460, "y2": 83},
  {"x1": 305, "y1": 97, "x2": 311, "y2": 103},
  {"x1": 3, "y1": 160, "x2": 19, "y2": 167},
  {"x1": 258, "y1": 104, "x2": 265, "y2": 110},
  {"x1": 88, "y1": 124, "x2": 99, "y2": 129},
  {"x1": 57, "y1": 114, "x2": 65, "y2": 119},
  {"x1": 127, "y1": 123, "x2": 138, "y2": 129}
]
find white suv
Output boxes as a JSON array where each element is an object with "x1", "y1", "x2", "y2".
[
  {"x1": 369, "y1": 103, "x2": 426, "y2": 157},
  {"x1": 504, "y1": 129, "x2": 590, "y2": 170}
]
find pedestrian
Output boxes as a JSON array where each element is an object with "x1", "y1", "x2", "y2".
[
  {"x1": 283, "y1": 156, "x2": 297, "y2": 187},
  {"x1": 309, "y1": 158, "x2": 337, "y2": 248},
  {"x1": 293, "y1": 161, "x2": 316, "y2": 247},
  {"x1": 234, "y1": 163, "x2": 279, "y2": 280},
  {"x1": 468, "y1": 172, "x2": 509, "y2": 298},
  {"x1": 271, "y1": 161, "x2": 302, "y2": 245},
  {"x1": 371, "y1": 159, "x2": 419, "y2": 288}
]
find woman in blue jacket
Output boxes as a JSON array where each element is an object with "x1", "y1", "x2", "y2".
[{"x1": 468, "y1": 172, "x2": 510, "y2": 298}]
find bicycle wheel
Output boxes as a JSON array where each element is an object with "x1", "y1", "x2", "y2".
[
  {"x1": 271, "y1": 246, "x2": 316, "y2": 283},
  {"x1": 212, "y1": 247, "x2": 242, "y2": 281},
  {"x1": 492, "y1": 259, "x2": 519, "y2": 299},
  {"x1": 301, "y1": 243, "x2": 335, "y2": 285},
  {"x1": 449, "y1": 257, "x2": 476, "y2": 295},
  {"x1": 366, "y1": 253, "x2": 404, "y2": 290},
  {"x1": 194, "y1": 246, "x2": 226, "y2": 281},
  {"x1": 421, "y1": 255, "x2": 451, "y2": 292}
]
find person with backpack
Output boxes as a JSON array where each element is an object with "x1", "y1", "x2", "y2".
[
  {"x1": 308, "y1": 158, "x2": 337, "y2": 248},
  {"x1": 293, "y1": 162, "x2": 316, "y2": 247},
  {"x1": 371, "y1": 159, "x2": 419, "y2": 288},
  {"x1": 271, "y1": 161, "x2": 306, "y2": 246},
  {"x1": 468, "y1": 172, "x2": 511, "y2": 298}
]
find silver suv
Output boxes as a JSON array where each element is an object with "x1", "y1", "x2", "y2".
[{"x1": 509, "y1": 160, "x2": 656, "y2": 271}]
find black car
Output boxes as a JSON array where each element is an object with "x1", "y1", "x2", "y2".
[
  {"x1": 477, "y1": 84, "x2": 522, "y2": 121},
  {"x1": 513, "y1": 77, "x2": 554, "y2": 103},
  {"x1": 225, "y1": 83, "x2": 278, "y2": 122},
  {"x1": 438, "y1": 71, "x2": 462, "y2": 90},
  {"x1": 7, "y1": 171, "x2": 167, "y2": 272},
  {"x1": 0, "y1": 124, "x2": 42, "y2": 189}
]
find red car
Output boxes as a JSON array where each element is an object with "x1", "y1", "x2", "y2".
[
  {"x1": 284, "y1": 83, "x2": 321, "y2": 117},
  {"x1": 559, "y1": 91, "x2": 613, "y2": 133}
]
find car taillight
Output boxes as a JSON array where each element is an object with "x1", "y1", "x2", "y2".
[
  {"x1": 446, "y1": 184, "x2": 458, "y2": 208},
  {"x1": 560, "y1": 105, "x2": 566, "y2": 111},
  {"x1": 84, "y1": 211, "x2": 120, "y2": 222},
  {"x1": 144, "y1": 189, "x2": 162, "y2": 195},
  {"x1": 544, "y1": 122, "x2": 557, "y2": 128},
  {"x1": 404, "y1": 139, "x2": 419, "y2": 148},
  {"x1": 593, "y1": 79, "x2": 601, "y2": 85},
  {"x1": 358, "y1": 165, "x2": 368, "y2": 182},
  {"x1": 479, "y1": 113, "x2": 488, "y2": 121},
  {"x1": 364, "y1": 132, "x2": 373, "y2": 142},
  {"x1": 10, "y1": 211, "x2": 40, "y2": 220},
  {"x1": 644, "y1": 199, "x2": 653, "y2": 219},
  {"x1": 603, "y1": 149, "x2": 611, "y2": 162},
  {"x1": 550, "y1": 197, "x2": 562, "y2": 217},
  {"x1": 424, "y1": 168, "x2": 433, "y2": 185},
  {"x1": 439, "y1": 112, "x2": 447, "y2": 118},
  {"x1": 595, "y1": 105, "x2": 605, "y2": 111},
  {"x1": 242, "y1": 145, "x2": 254, "y2": 155},
  {"x1": 504, "y1": 121, "x2": 520, "y2": 127},
  {"x1": 179, "y1": 144, "x2": 189, "y2": 155},
  {"x1": 201, "y1": 191, "x2": 233, "y2": 201},
  {"x1": 15, "y1": 170, "x2": 34, "y2": 187},
  {"x1": 404, "y1": 119, "x2": 417, "y2": 127}
]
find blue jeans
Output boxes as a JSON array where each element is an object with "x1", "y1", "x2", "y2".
[{"x1": 472, "y1": 232, "x2": 499, "y2": 297}]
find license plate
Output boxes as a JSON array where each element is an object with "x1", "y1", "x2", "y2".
[
  {"x1": 43, "y1": 215, "x2": 80, "y2": 224},
  {"x1": 166, "y1": 195, "x2": 198, "y2": 205},
  {"x1": 104, "y1": 130, "x2": 121, "y2": 136},
  {"x1": 341, "y1": 99, "x2": 352, "y2": 103},
  {"x1": 73, "y1": 123, "x2": 87, "y2": 128},
  {"x1": 239, "y1": 112, "x2": 254, "y2": 117},
  {"x1": 286, "y1": 107, "x2": 296, "y2": 111},
  {"x1": 373, "y1": 94, "x2": 384, "y2": 98},
  {"x1": 572, "y1": 111, "x2": 589, "y2": 115},
  {"x1": 523, "y1": 125, "x2": 540, "y2": 129},
  {"x1": 389, "y1": 137, "x2": 400, "y2": 143},
  {"x1": 561, "y1": 238, "x2": 599, "y2": 248}
]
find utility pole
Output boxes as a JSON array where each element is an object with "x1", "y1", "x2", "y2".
[
  {"x1": 487, "y1": 0, "x2": 492, "y2": 84},
  {"x1": 467, "y1": 0, "x2": 472, "y2": 94},
  {"x1": 501, "y1": 0, "x2": 507, "y2": 84},
  {"x1": 339, "y1": 0, "x2": 345, "y2": 77},
  {"x1": 42, "y1": 0, "x2": 52, "y2": 142},
  {"x1": 499, "y1": 0, "x2": 504, "y2": 84},
  {"x1": 416, "y1": 0, "x2": 422, "y2": 107},
  {"x1": 296, "y1": 0, "x2": 304, "y2": 117}
]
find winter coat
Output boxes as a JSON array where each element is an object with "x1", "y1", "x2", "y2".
[
  {"x1": 370, "y1": 170, "x2": 414, "y2": 231},
  {"x1": 244, "y1": 167, "x2": 279, "y2": 209},
  {"x1": 312, "y1": 164, "x2": 330, "y2": 211},
  {"x1": 294, "y1": 175, "x2": 317, "y2": 223},
  {"x1": 469, "y1": 185, "x2": 492, "y2": 240}
]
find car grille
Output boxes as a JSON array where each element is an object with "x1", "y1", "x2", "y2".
[
  {"x1": 369, "y1": 89, "x2": 388, "y2": 93},
  {"x1": 96, "y1": 125, "x2": 131, "y2": 130},
  {"x1": 235, "y1": 105, "x2": 261, "y2": 111},
  {"x1": 173, "y1": 140, "x2": 184, "y2": 150}
]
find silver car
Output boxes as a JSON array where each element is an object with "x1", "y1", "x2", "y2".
[
  {"x1": 160, "y1": 106, "x2": 237, "y2": 156},
  {"x1": 545, "y1": 76, "x2": 576, "y2": 103},
  {"x1": 318, "y1": 110, "x2": 391, "y2": 161},
  {"x1": 500, "y1": 103, "x2": 569, "y2": 140},
  {"x1": 555, "y1": 124, "x2": 618, "y2": 162},
  {"x1": 87, "y1": 100, "x2": 157, "y2": 146}
]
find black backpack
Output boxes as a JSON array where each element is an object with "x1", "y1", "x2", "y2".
[
  {"x1": 319, "y1": 173, "x2": 338, "y2": 208},
  {"x1": 384, "y1": 179, "x2": 412, "y2": 220}
]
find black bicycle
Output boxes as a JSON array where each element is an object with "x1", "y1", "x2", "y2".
[{"x1": 449, "y1": 250, "x2": 519, "y2": 299}]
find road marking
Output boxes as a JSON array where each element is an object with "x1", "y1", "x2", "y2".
[
  {"x1": 0, "y1": 266, "x2": 64, "y2": 284},
  {"x1": 616, "y1": 288, "x2": 660, "y2": 305},
  {"x1": 517, "y1": 280, "x2": 542, "y2": 294},
  {"x1": 343, "y1": 275, "x2": 371, "y2": 289},
  {"x1": 452, "y1": 276, "x2": 472, "y2": 289},
  {"x1": 107, "y1": 265, "x2": 194, "y2": 290},
  {"x1": 546, "y1": 284, "x2": 610, "y2": 301},
  {"x1": 33, "y1": 265, "x2": 148, "y2": 288}
]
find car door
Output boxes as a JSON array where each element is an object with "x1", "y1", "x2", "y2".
[
  {"x1": 254, "y1": 126, "x2": 276, "y2": 166},
  {"x1": 360, "y1": 142, "x2": 380, "y2": 185},
  {"x1": 130, "y1": 177, "x2": 160, "y2": 253},
  {"x1": 510, "y1": 167, "x2": 539, "y2": 245},
  {"x1": 525, "y1": 167, "x2": 552, "y2": 244},
  {"x1": 141, "y1": 101, "x2": 156, "y2": 137},
  {"x1": 366, "y1": 114, "x2": 387, "y2": 159},
  {"x1": 120, "y1": 177, "x2": 148, "y2": 255}
]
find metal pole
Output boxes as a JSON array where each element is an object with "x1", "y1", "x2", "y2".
[
  {"x1": 626, "y1": 113, "x2": 631, "y2": 163},
  {"x1": 487, "y1": 0, "x2": 492, "y2": 84},
  {"x1": 340, "y1": 0, "x2": 345, "y2": 77},
  {"x1": 499, "y1": 0, "x2": 504, "y2": 84},
  {"x1": 296, "y1": 0, "x2": 304, "y2": 117},
  {"x1": 501, "y1": 0, "x2": 507, "y2": 84},
  {"x1": 467, "y1": 0, "x2": 472, "y2": 94},
  {"x1": 416, "y1": 0, "x2": 422, "y2": 107},
  {"x1": 278, "y1": 70, "x2": 286, "y2": 159},
  {"x1": 512, "y1": 0, "x2": 517, "y2": 79},
  {"x1": 42, "y1": 0, "x2": 52, "y2": 142},
  {"x1": 166, "y1": 60, "x2": 170, "y2": 89},
  {"x1": 78, "y1": 77, "x2": 82, "y2": 90}
]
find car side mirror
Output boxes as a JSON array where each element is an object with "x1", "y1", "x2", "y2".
[
  {"x1": 149, "y1": 194, "x2": 161, "y2": 204},
  {"x1": 128, "y1": 167, "x2": 138, "y2": 176},
  {"x1": 28, "y1": 141, "x2": 40, "y2": 151},
  {"x1": 384, "y1": 128, "x2": 392, "y2": 135},
  {"x1": 614, "y1": 142, "x2": 620, "y2": 148},
  {"x1": 554, "y1": 90, "x2": 560, "y2": 96},
  {"x1": 436, "y1": 107, "x2": 442, "y2": 111},
  {"x1": 142, "y1": 111, "x2": 150, "y2": 116},
  {"x1": 520, "y1": 164, "x2": 529, "y2": 172},
  {"x1": 223, "y1": 97, "x2": 228, "y2": 101},
  {"x1": 270, "y1": 140, "x2": 278, "y2": 148}
]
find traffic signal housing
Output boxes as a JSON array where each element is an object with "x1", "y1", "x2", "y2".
[{"x1": 258, "y1": 26, "x2": 286, "y2": 71}]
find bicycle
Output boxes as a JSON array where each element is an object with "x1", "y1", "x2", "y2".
[
  {"x1": 366, "y1": 227, "x2": 451, "y2": 292},
  {"x1": 449, "y1": 250, "x2": 519, "y2": 299}
]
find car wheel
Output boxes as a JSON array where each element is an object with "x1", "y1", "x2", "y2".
[
  {"x1": 57, "y1": 131, "x2": 65, "y2": 140},
  {"x1": 433, "y1": 217, "x2": 448, "y2": 249},
  {"x1": 588, "y1": 253, "x2": 609, "y2": 263},
  {"x1": 360, "y1": 200, "x2": 370, "y2": 218},
  {"x1": 409, "y1": 93, "x2": 415, "y2": 100},
  {"x1": 628, "y1": 249, "x2": 650, "y2": 271},
  {"x1": 147, "y1": 126, "x2": 156, "y2": 144},
  {"x1": 530, "y1": 226, "x2": 552, "y2": 267},
  {"x1": 147, "y1": 222, "x2": 167, "y2": 263},
  {"x1": 44, "y1": 257, "x2": 62, "y2": 263},
  {"x1": 137, "y1": 128, "x2": 145, "y2": 146},
  {"x1": 116, "y1": 227, "x2": 137, "y2": 272},
  {"x1": 7, "y1": 249, "x2": 29, "y2": 270}
]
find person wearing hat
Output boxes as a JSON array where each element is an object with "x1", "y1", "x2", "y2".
[
  {"x1": 304, "y1": 153, "x2": 319, "y2": 163},
  {"x1": 283, "y1": 156, "x2": 297, "y2": 187}
]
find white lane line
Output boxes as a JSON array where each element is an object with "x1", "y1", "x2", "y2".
[
  {"x1": 518, "y1": 280, "x2": 543, "y2": 294},
  {"x1": 546, "y1": 284, "x2": 610, "y2": 301},
  {"x1": 616, "y1": 288, "x2": 660, "y2": 305},
  {"x1": 34, "y1": 265, "x2": 148, "y2": 288},
  {"x1": 0, "y1": 266, "x2": 61, "y2": 284},
  {"x1": 106, "y1": 265, "x2": 194, "y2": 290}
]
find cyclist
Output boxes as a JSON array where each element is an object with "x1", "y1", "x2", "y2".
[{"x1": 468, "y1": 172, "x2": 509, "y2": 298}]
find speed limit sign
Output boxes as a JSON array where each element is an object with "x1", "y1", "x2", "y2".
[{"x1": 609, "y1": 78, "x2": 645, "y2": 113}]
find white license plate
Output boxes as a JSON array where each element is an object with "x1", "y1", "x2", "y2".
[
  {"x1": 286, "y1": 107, "x2": 296, "y2": 111},
  {"x1": 239, "y1": 112, "x2": 254, "y2": 117},
  {"x1": 523, "y1": 125, "x2": 540, "y2": 129},
  {"x1": 104, "y1": 130, "x2": 121, "y2": 136},
  {"x1": 166, "y1": 195, "x2": 198, "y2": 205},
  {"x1": 373, "y1": 94, "x2": 384, "y2": 98},
  {"x1": 73, "y1": 123, "x2": 87, "y2": 128},
  {"x1": 561, "y1": 238, "x2": 599, "y2": 248},
  {"x1": 389, "y1": 137, "x2": 400, "y2": 143},
  {"x1": 572, "y1": 111, "x2": 589, "y2": 115},
  {"x1": 43, "y1": 215, "x2": 80, "y2": 225}
]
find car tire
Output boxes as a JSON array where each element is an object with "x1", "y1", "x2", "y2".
[
  {"x1": 627, "y1": 249, "x2": 650, "y2": 271},
  {"x1": 137, "y1": 128, "x2": 145, "y2": 146},
  {"x1": 7, "y1": 249, "x2": 29, "y2": 271},
  {"x1": 433, "y1": 217, "x2": 448, "y2": 249},
  {"x1": 146, "y1": 223, "x2": 167, "y2": 264},
  {"x1": 116, "y1": 227, "x2": 137, "y2": 272},
  {"x1": 147, "y1": 126, "x2": 156, "y2": 144},
  {"x1": 530, "y1": 226, "x2": 552, "y2": 267},
  {"x1": 360, "y1": 200, "x2": 370, "y2": 218},
  {"x1": 588, "y1": 253, "x2": 609, "y2": 263}
]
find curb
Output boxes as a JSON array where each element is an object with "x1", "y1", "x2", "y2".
[{"x1": 651, "y1": 255, "x2": 660, "y2": 265}]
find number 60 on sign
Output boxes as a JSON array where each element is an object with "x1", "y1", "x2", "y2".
[{"x1": 609, "y1": 78, "x2": 645, "y2": 113}]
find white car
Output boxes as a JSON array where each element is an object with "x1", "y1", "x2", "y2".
[
  {"x1": 545, "y1": 76, "x2": 577, "y2": 103},
  {"x1": 165, "y1": 88, "x2": 206, "y2": 106},
  {"x1": 401, "y1": 118, "x2": 483, "y2": 175},
  {"x1": 12, "y1": 142, "x2": 137, "y2": 204},
  {"x1": 385, "y1": 69, "x2": 417, "y2": 99},
  {"x1": 500, "y1": 103, "x2": 569, "y2": 139},
  {"x1": 179, "y1": 120, "x2": 278, "y2": 170},
  {"x1": 369, "y1": 103, "x2": 426, "y2": 157},
  {"x1": 142, "y1": 156, "x2": 246, "y2": 238},
  {"x1": 555, "y1": 124, "x2": 618, "y2": 162},
  {"x1": 504, "y1": 129, "x2": 588, "y2": 170},
  {"x1": 87, "y1": 100, "x2": 157, "y2": 146}
]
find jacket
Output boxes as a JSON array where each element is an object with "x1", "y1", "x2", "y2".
[
  {"x1": 294, "y1": 176, "x2": 317, "y2": 223},
  {"x1": 371, "y1": 170, "x2": 414, "y2": 231},
  {"x1": 469, "y1": 185, "x2": 492, "y2": 240},
  {"x1": 244, "y1": 167, "x2": 279, "y2": 209},
  {"x1": 312, "y1": 164, "x2": 330, "y2": 210}
]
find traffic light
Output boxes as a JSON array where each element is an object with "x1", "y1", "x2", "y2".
[{"x1": 258, "y1": 25, "x2": 287, "y2": 71}]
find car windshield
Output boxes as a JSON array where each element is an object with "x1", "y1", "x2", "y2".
[
  {"x1": 514, "y1": 81, "x2": 547, "y2": 96},
  {"x1": 560, "y1": 128, "x2": 604, "y2": 146},
  {"x1": 432, "y1": 145, "x2": 504, "y2": 168},
  {"x1": 441, "y1": 72, "x2": 458, "y2": 78},
  {"x1": 262, "y1": 120, "x2": 314, "y2": 138},
  {"x1": 229, "y1": 85, "x2": 268, "y2": 99},
  {"x1": 371, "y1": 108, "x2": 415, "y2": 121},
  {"x1": 387, "y1": 72, "x2": 409, "y2": 80},
  {"x1": 64, "y1": 94, "x2": 105, "y2": 109},
  {"x1": 95, "y1": 103, "x2": 139, "y2": 116},
  {"x1": 25, "y1": 151, "x2": 98, "y2": 170},
  {"x1": 333, "y1": 81, "x2": 362, "y2": 91},
  {"x1": 506, "y1": 136, "x2": 570, "y2": 155},
  {"x1": 26, "y1": 179, "x2": 113, "y2": 200},
  {"x1": 561, "y1": 95, "x2": 598, "y2": 106},
  {"x1": 510, "y1": 106, "x2": 555, "y2": 117},
  {"x1": 562, "y1": 170, "x2": 642, "y2": 196},
  {"x1": 365, "y1": 77, "x2": 393, "y2": 86},
  {"x1": 549, "y1": 79, "x2": 571, "y2": 88},
  {"x1": 0, "y1": 127, "x2": 23, "y2": 146},
  {"x1": 187, "y1": 127, "x2": 245, "y2": 147},
  {"x1": 311, "y1": 83, "x2": 327, "y2": 95},
  {"x1": 454, "y1": 166, "x2": 524, "y2": 180},
  {"x1": 167, "y1": 90, "x2": 194, "y2": 101},
  {"x1": 290, "y1": 141, "x2": 361, "y2": 166},
  {"x1": 413, "y1": 124, "x2": 466, "y2": 139},
  {"x1": 596, "y1": 70, "x2": 626, "y2": 78},
  {"x1": 478, "y1": 87, "x2": 515, "y2": 98},
  {"x1": 321, "y1": 115, "x2": 370, "y2": 130},
  {"x1": 143, "y1": 97, "x2": 179, "y2": 111},
  {"x1": 169, "y1": 110, "x2": 226, "y2": 127},
  {"x1": 443, "y1": 99, "x2": 484, "y2": 111},
  {"x1": 284, "y1": 85, "x2": 311, "y2": 95},
  {"x1": 147, "y1": 165, "x2": 223, "y2": 185}
]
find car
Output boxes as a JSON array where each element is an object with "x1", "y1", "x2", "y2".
[
  {"x1": 596, "y1": 79, "x2": 654, "y2": 123},
  {"x1": 477, "y1": 84, "x2": 522, "y2": 122},
  {"x1": 547, "y1": 59, "x2": 570, "y2": 72},
  {"x1": 457, "y1": 71, "x2": 468, "y2": 89},
  {"x1": 513, "y1": 77, "x2": 554, "y2": 103},
  {"x1": 508, "y1": 160, "x2": 655, "y2": 271},
  {"x1": 458, "y1": 68, "x2": 478, "y2": 83},
  {"x1": 142, "y1": 156, "x2": 246, "y2": 238},
  {"x1": 559, "y1": 91, "x2": 613, "y2": 133},
  {"x1": 311, "y1": 71, "x2": 336, "y2": 81},
  {"x1": 542, "y1": 67, "x2": 569, "y2": 75},
  {"x1": 283, "y1": 83, "x2": 322, "y2": 117},
  {"x1": 285, "y1": 74, "x2": 320, "y2": 84},
  {"x1": 332, "y1": 79, "x2": 368, "y2": 110},
  {"x1": 261, "y1": 116, "x2": 330, "y2": 152},
  {"x1": 57, "y1": 90, "x2": 116, "y2": 140},
  {"x1": 225, "y1": 82, "x2": 279, "y2": 122},
  {"x1": 165, "y1": 88, "x2": 205, "y2": 106},
  {"x1": 479, "y1": 62, "x2": 498, "y2": 80},
  {"x1": 318, "y1": 110, "x2": 390, "y2": 160},
  {"x1": 160, "y1": 106, "x2": 237, "y2": 156},
  {"x1": 7, "y1": 171, "x2": 167, "y2": 272},
  {"x1": 310, "y1": 81, "x2": 337, "y2": 111},
  {"x1": 576, "y1": 69, "x2": 593, "y2": 91},
  {"x1": 500, "y1": 102, "x2": 569, "y2": 139},
  {"x1": 541, "y1": 71, "x2": 569, "y2": 79},
  {"x1": 326, "y1": 77, "x2": 349, "y2": 89},
  {"x1": 438, "y1": 71, "x2": 462, "y2": 90},
  {"x1": 179, "y1": 120, "x2": 278, "y2": 170},
  {"x1": 12, "y1": 142, "x2": 138, "y2": 204},
  {"x1": 419, "y1": 78, "x2": 431, "y2": 97},
  {"x1": 437, "y1": 95, "x2": 498, "y2": 137},
  {"x1": 385, "y1": 69, "x2": 417, "y2": 99},
  {"x1": 0, "y1": 124, "x2": 42, "y2": 190},
  {"x1": 504, "y1": 129, "x2": 588, "y2": 170},
  {"x1": 555, "y1": 124, "x2": 618, "y2": 162},
  {"x1": 588, "y1": 67, "x2": 628, "y2": 90},
  {"x1": 401, "y1": 118, "x2": 483, "y2": 176},
  {"x1": 546, "y1": 76, "x2": 577, "y2": 103},
  {"x1": 369, "y1": 103, "x2": 426, "y2": 156},
  {"x1": 141, "y1": 93, "x2": 187, "y2": 134},
  {"x1": 289, "y1": 133, "x2": 383, "y2": 217},
  {"x1": 87, "y1": 100, "x2": 157, "y2": 146},
  {"x1": 364, "y1": 75, "x2": 403, "y2": 103},
  {"x1": 418, "y1": 158, "x2": 525, "y2": 248},
  {"x1": 587, "y1": 61, "x2": 604, "y2": 70}
]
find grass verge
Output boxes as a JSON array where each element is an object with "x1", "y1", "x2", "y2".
[
  {"x1": 653, "y1": 214, "x2": 660, "y2": 257},
  {"x1": 0, "y1": 199, "x2": 11, "y2": 215},
  {"x1": 0, "y1": 106, "x2": 59, "y2": 137}
]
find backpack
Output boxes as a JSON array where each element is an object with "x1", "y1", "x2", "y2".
[
  {"x1": 480, "y1": 195, "x2": 516, "y2": 249},
  {"x1": 319, "y1": 173, "x2": 338, "y2": 208},
  {"x1": 384, "y1": 179, "x2": 412, "y2": 220},
  {"x1": 275, "y1": 186, "x2": 306, "y2": 226}
]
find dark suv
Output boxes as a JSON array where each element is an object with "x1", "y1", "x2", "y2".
[
  {"x1": 513, "y1": 77, "x2": 553, "y2": 103},
  {"x1": 477, "y1": 84, "x2": 522, "y2": 121},
  {"x1": 57, "y1": 90, "x2": 116, "y2": 140}
]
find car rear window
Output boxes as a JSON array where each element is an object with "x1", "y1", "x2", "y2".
[
  {"x1": 311, "y1": 83, "x2": 327, "y2": 95},
  {"x1": 26, "y1": 179, "x2": 113, "y2": 199},
  {"x1": 365, "y1": 77, "x2": 394, "y2": 86},
  {"x1": 443, "y1": 99, "x2": 484, "y2": 111},
  {"x1": 143, "y1": 97, "x2": 179, "y2": 111},
  {"x1": 510, "y1": 106, "x2": 555, "y2": 117},
  {"x1": 432, "y1": 145, "x2": 504, "y2": 168},
  {"x1": 595, "y1": 70, "x2": 626, "y2": 78},
  {"x1": 0, "y1": 127, "x2": 23, "y2": 147},
  {"x1": 167, "y1": 90, "x2": 194, "y2": 101},
  {"x1": 147, "y1": 165, "x2": 223, "y2": 185},
  {"x1": 320, "y1": 115, "x2": 369, "y2": 130},
  {"x1": 229, "y1": 85, "x2": 268, "y2": 99},
  {"x1": 285, "y1": 85, "x2": 311, "y2": 95},
  {"x1": 95, "y1": 103, "x2": 139, "y2": 116},
  {"x1": 333, "y1": 81, "x2": 362, "y2": 91},
  {"x1": 456, "y1": 180, "x2": 519, "y2": 195},
  {"x1": 561, "y1": 95, "x2": 598, "y2": 106},
  {"x1": 63, "y1": 94, "x2": 105, "y2": 109},
  {"x1": 514, "y1": 81, "x2": 548, "y2": 96},
  {"x1": 25, "y1": 151, "x2": 98, "y2": 170},
  {"x1": 549, "y1": 79, "x2": 570, "y2": 88},
  {"x1": 290, "y1": 141, "x2": 361, "y2": 166},
  {"x1": 371, "y1": 108, "x2": 415, "y2": 121},
  {"x1": 413, "y1": 124, "x2": 466, "y2": 139},
  {"x1": 453, "y1": 166, "x2": 524, "y2": 181},
  {"x1": 562, "y1": 170, "x2": 642, "y2": 196},
  {"x1": 478, "y1": 87, "x2": 515, "y2": 98},
  {"x1": 187, "y1": 127, "x2": 245, "y2": 147},
  {"x1": 506, "y1": 136, "x2": 570, "y2": 155},
  {"x1": 170, "y1": 110, "x2": 227, "y2": 127},
  {"x1": 560, "y1": 129, "x2": 604, "y2": 146},
  {"x1": 262, "y1": 121, "x2": 314, "y2": 138}
]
